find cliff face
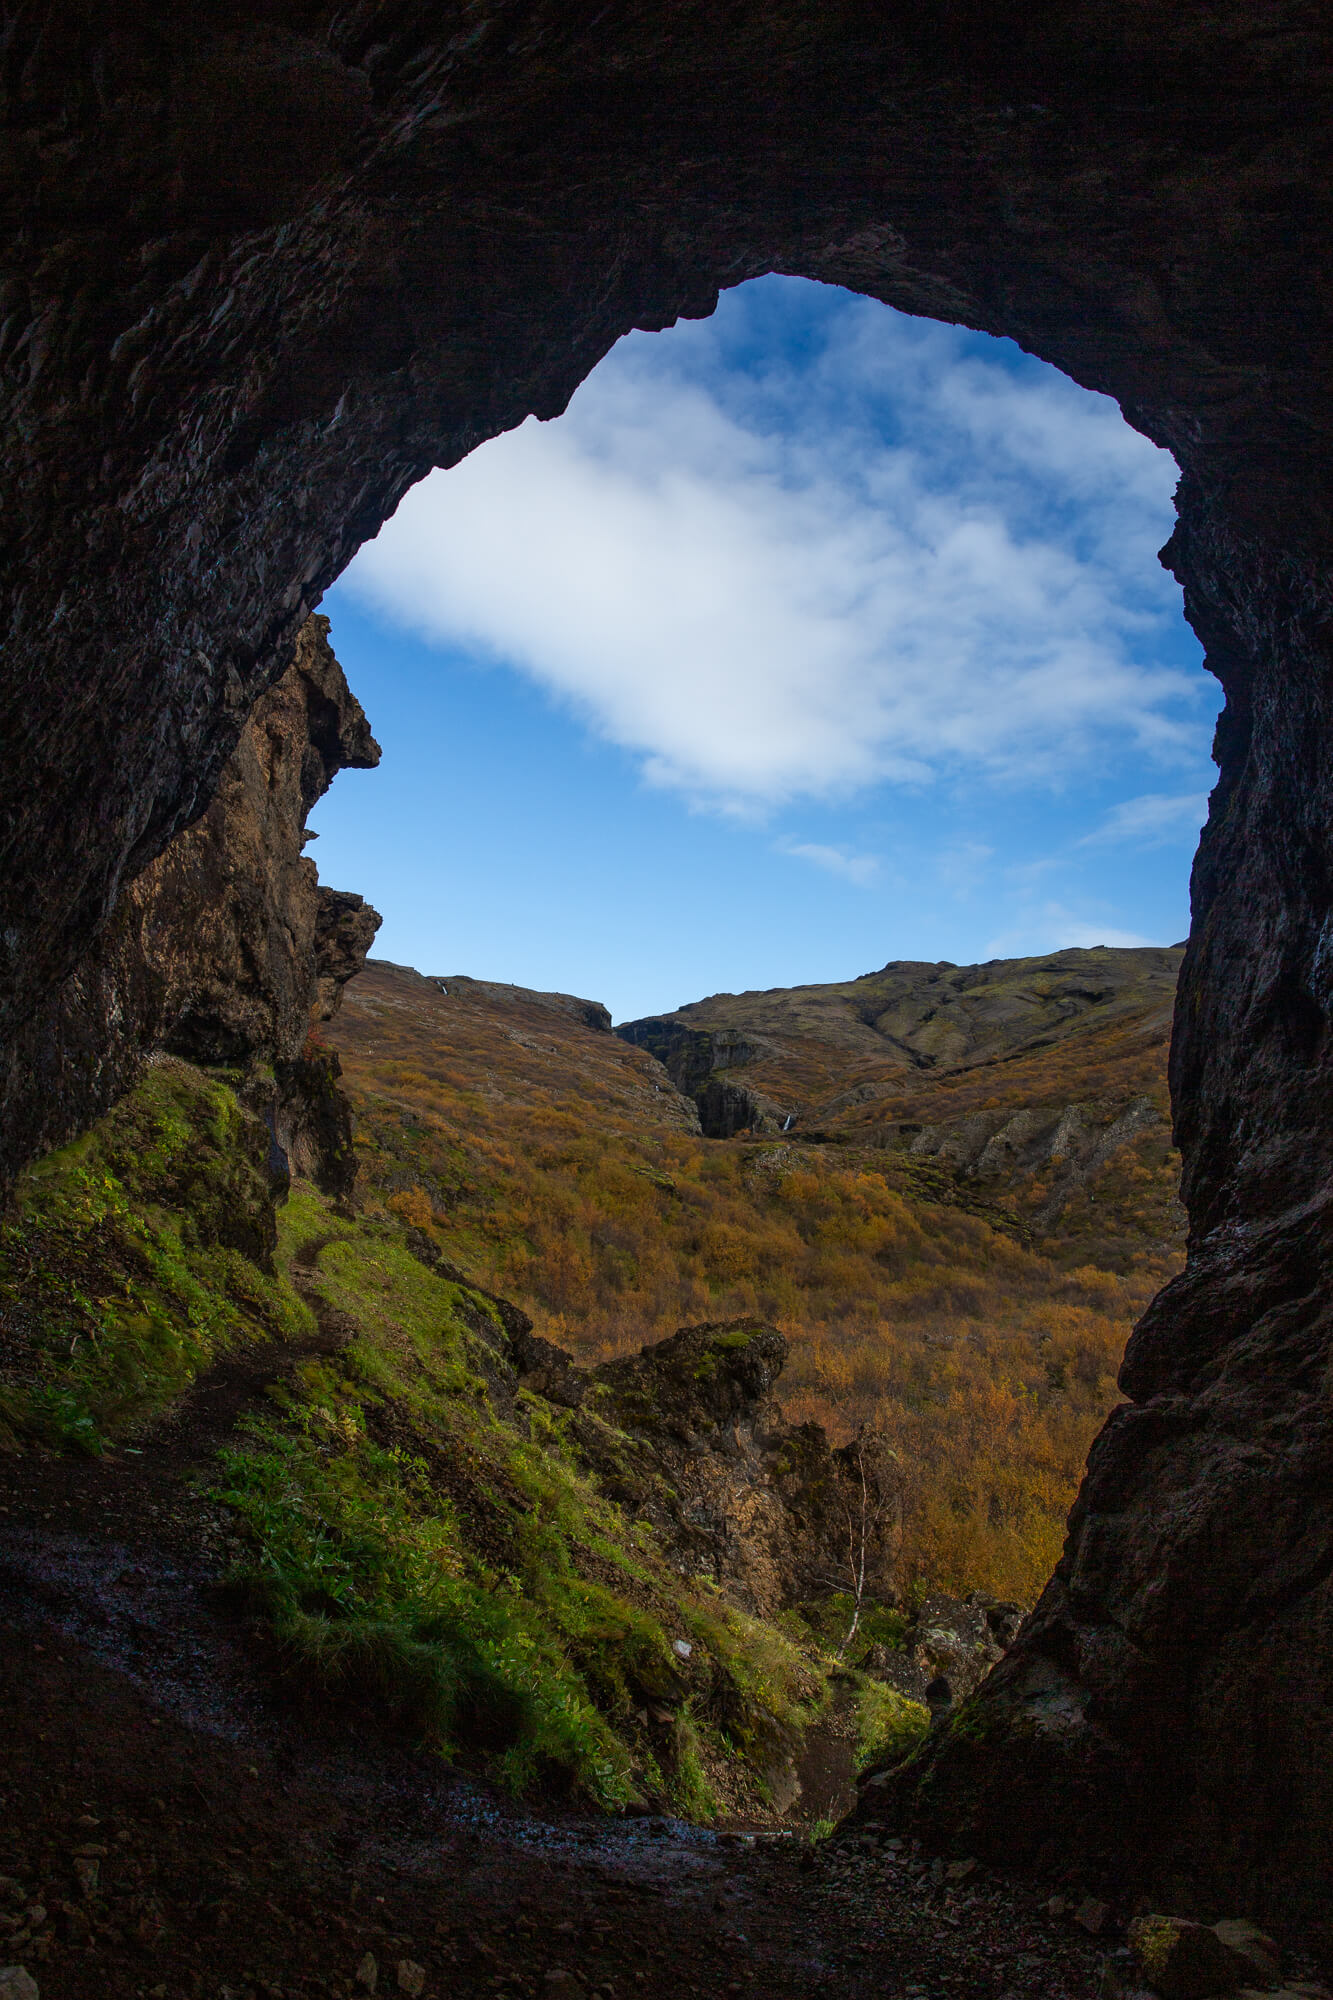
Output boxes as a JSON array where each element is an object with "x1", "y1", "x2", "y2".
[
  {"x1": 0, "y1": 614, "x2": 381, "y2": 1192},
  {"x1": 1, "y1": 0, "x2": 1333, "y2": 1934}
]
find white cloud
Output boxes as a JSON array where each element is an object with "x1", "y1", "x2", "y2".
[
  {"x1": 778, "y1": 840, "x2": 880, "y2": 886},
  {"x1": 1079, "y1": 791, "x2": 1209, "y2": 847},
  {"x1": 343, "y1": 284, "x2": 1208, "y2": 813},
  {"x1": 983, "y1": 903, "x2": 1159, "y2": 958}
]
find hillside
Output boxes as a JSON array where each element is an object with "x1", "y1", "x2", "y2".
[
  {"x1": 0, "y1": 1057, "x2": 930, "y2": 1826},
  {"x1": 326, "y1": 949, "x2": 1187, "y2": 1602}
]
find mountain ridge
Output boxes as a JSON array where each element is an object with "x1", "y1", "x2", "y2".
[{"x1": 616, "y1": 943, "x2": 1183, "y2": 1165}]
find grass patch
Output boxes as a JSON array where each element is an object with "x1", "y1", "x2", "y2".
[
  {"x1": 215, "y1": 1407, "x2": 635, "y2": 1807},
  {"x1": 852, "y1": 1678, "x2": 930, "y2": 1774}
]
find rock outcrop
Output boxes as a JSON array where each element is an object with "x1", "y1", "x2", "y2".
[
  {"x1": 0, "y1": 614, "x2": 380, "y2": 1193},
  {"x1": 866, "y1": 1593, "x2": 1024, "y2": 1710},
  {"x1": 505, "y1": 1314, "x2": 902, "y2": 1624},
  {"x1": 2, "y1": 0, "x2": 1333, "y2": 1939},
  {"x1": 616, "y1": 1020, "x2": 793, "y2": 1136}
]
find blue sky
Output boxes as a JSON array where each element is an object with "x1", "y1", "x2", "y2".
[{"x1": 309, "y1": 276, "x2": 1219, "y2": 1024}]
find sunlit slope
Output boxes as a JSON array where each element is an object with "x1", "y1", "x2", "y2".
[
  {"x1": 327, "y1": 953, "x2": 1187, "y2": 1601},
  {"x1": 621, "y1": 944, "x2": 1181, "y2": 1129}
]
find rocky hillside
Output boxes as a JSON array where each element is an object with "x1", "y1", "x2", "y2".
[
  {"x1": 0, "y1": 1056, "x2": 925, "y2": 1825},
  {"x1": 326, "y1": 951, "x2": 1187, "y2": 1603},
  {"x1": 618, "y1": 946, "x2": 1186, "y2": 1264}
]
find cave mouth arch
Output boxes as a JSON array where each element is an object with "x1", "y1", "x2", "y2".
[
  {"x1": 2, "y1": 2, "x2": 1332, "y2": 1930},
  {"x1": 316, "y1": 272, "x2": 1215, "y2": 1017}
]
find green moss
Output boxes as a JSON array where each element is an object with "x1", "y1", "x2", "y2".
[
  {"x1": 0, "y1": 1063, "x2": 308, "y2": 1451},
  {"x1": 214, "y1": 1407, "x2": 636, "y2": 1808},
  {"x1": 851, "y1": 1679, "x2": 930, "y2": 1773},
  {"x1": 1128, "y1": 1916, "x2": 1178, "y2": 1980},
  {"x1": 938, "y1": 1692, "x2": 994, "y2": 1746},
  {"x1": 795, "y1": 1593, "x2": 911, "y2": 1665}
]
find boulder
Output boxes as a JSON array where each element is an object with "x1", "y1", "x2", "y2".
[
  {"x1": 869, "y1": 1594, "x2": 1014, "y2": 1705},
  {"x1": 1127, "y1": 1917, "x2": 1280, "y2": 2000}
]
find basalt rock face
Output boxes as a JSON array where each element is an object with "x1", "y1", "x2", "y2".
[
  {"x1": 2, "y1": 0, "x2": 1333, "y2": 1933},
  {"x1": 0, "y1": 614, "x2": 381, "y2": 1193},
  {"x1": 617, "y1": 1020, "x2": 792, "y2": 1136}
]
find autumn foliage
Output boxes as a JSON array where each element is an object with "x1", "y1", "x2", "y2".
[{"x1": 328, "y1": 962, "x2": 1185, "y2": 1606}]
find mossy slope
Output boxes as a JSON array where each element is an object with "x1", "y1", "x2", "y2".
[{"x1": 0, "y1": 1058, "x2": 924, "y2": 1817}]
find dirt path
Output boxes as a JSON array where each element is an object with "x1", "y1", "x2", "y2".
[{"x1": 0, "y1": 1341, "x2": 1115, "y2": 2000}]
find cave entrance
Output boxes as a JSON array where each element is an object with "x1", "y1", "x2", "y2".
[
  {"x1": 307, "y1": 273, "x2": 1213, "y2": 1628},
  {"x1": 3, "y1": 2, "x2": 1331, "y2": 1931},
  {"x1": 309, "y1": 276, "x2": 1217, "y2": 1024}
]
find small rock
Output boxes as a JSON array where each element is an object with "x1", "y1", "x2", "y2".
[
  {"x1": 929, "y1": 1857, "x2": 946, "y2": 1887},
  {"x1": 1048, "y1": 1895, "x2": 1069, "y2": 1919},
  {"x1": 355, "y1": 1953, "x2": 378, "y2": 1993},
  {"x1": 1076, "y1": 1897, "x2": 1112, "y2": 1935},
  {"x1": 1128, "y1": 1914, "x2": 1258, "y2": 2000},
  {"x1": 72, "y1": 1860, "x2": 98, "y2": 1897},
  {"x1": 1096, "y1": 1946, "x2": 1153, "y2": 1998},
  {"x1": 1213, "y1": 1923, "x2": 1281, "y2": 1988},
  {"x1": 396, "y1": 1964, "x2": 425, "y2": 1997},
  {"x1": 0, "y1": 1971, "x2": 38, "y2": 2000},
  {"x1": 672, "y1": 1640, "x2": 692, "y2": 1660},
  {"x1": 544, "y1": 1974, "x2": 575, "y2": 1992},
  {"x1": 946, "y1": 1859, "x2": 978, "y2": 1884}
]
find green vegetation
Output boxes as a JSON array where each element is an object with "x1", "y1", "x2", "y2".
[
  {"x1": 854, "y1": 1678, "x2": 935, "y2": 1774},
  {"x1": 214, "y1": 1404, "x2": 638, "y2": 1807},
  {"x1": 0, "y1": 1059, "x2": 925, "y2": 1818},
  {"x1": 0, "y1": 1060, "x2": 307, "y2": 1451}
]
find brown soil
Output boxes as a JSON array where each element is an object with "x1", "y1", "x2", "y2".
[{"x1": 0, "y1": 1347, "x2": 1116, "y2": 2000}]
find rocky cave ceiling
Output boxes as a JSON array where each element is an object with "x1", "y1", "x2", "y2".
[{"x1": 3, "y1": 0, "x2": 1333, "y2": 1923}]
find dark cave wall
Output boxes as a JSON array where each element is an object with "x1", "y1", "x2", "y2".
[
  {"x1": 2, "y1": 3, "x2": 1329, "y2": 1046},
  {"x1": 3, "y1": 0, "x2": 1333, "y2": 1929}
]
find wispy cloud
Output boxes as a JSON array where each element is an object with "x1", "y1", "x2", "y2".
[
  {"x1": 934, "y1": 840, "x2": 995, "y2": 894},
  {"x1": 344, "y1": 281, "x2": 1209, "y2": 814},
  {"x1": 778, "y1": 840, "x2": 880, "y2": 886},
  {"x1": 984, "y1": 903, "x2": 1159, "y2": 958},
  {"x1": 1079, "y1": 791, "x2": 1208, "y2": 847}
]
